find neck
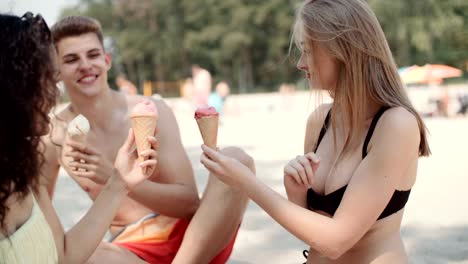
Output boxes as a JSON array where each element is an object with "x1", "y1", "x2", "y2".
[
  {"x1": 68, "y1": 89, "x2": 125, "y2": 129},
  {"x1": 364, "y1": 101, "x2": 382, "y2": 120}
]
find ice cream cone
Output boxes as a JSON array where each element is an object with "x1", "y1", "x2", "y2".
[
  {"x1": 68, "y1": 133, "x2": 87, "y2": 172},
  {"x1": 196, "y1": 115, "x2": 218, "y2": 149},
  {"x1": 69, "y1": 133, "x2": 87, "y2": 143},
  {"x1": 131, "y1": 114, "x2": 157, "y2": 161},
  {"x1": 67, "y1": 114, "x2": 90, "y2": 172}
]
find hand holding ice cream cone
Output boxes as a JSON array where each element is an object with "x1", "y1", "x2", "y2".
[
  {"x1": 194, "y1": 106, "x2": 219, "y2": 149},
  {"x1": 130, "y1": 100, "x2": 158, "y2": 174},
  {"x1": 67, "y1": 114, "x2": 90, "y2": 172},
  {"x1": 67, "y1": 114, "x2": 90, "y2": 142}
]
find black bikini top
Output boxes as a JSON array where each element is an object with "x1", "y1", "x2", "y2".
[{"x1": 306, "y1": 106, "x2": 411, "y2": 220}]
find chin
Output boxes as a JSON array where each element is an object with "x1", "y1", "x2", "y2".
[{"x1": 72, "y1": 84, "x2": 104, "y2": 97}]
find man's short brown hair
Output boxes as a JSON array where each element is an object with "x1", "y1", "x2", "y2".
[{"x1": 51, "y1": 16, "x2": 104, "y2": 48}]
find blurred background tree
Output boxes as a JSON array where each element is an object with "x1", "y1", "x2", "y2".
[{"x1": 59, "y1": 0, "x2": 467, "y2": 95}]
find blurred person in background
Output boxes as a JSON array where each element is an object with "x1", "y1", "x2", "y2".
[
  {"x1": 192, "y1": 64, "x2": 212, "y2": 107},
  {"x1": 209, "y1": 81, "x2": 231, "y2": 116},
  {"x1": 115, "y1": 75, "x2": 138, "y2": 95}
]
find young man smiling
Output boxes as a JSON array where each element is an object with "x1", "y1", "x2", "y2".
[{"x1": 42, "y1": 16, "x2": 252, "y2": 264}]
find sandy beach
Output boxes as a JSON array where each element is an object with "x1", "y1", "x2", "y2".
[{"x1": 53, "y1": 90, "x2": 468, "y2": 264}]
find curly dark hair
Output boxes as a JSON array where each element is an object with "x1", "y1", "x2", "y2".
[{"x1": 0, "y1": 13, "x2": 58, "y2": 231}]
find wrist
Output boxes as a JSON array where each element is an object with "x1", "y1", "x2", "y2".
[
  {"x1": 108, "y1": 168, "x2": 130, "y2": 195},
  {"x1": 238, "y1": 172, "x2": 254, "y2": 191}
]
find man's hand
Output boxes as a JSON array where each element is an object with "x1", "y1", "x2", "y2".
[{"x1": 65, "y1": 138, "x2": 115, "y2": 185}]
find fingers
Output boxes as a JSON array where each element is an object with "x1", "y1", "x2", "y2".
[
  {"x1": 147, "y1": 136, "x2": 158, "y2": 150},
  {"x1": 290, "y1": 159, "x2": 309, "y2": 187},
  {"x1": 140, "y1": 149, "x2": 157, "y2": 160},
  {"x1": 69, "y1": 161, "x2": 96, "y2": 171},
  {"x1": 284, "y1": 165, "x2": 302, "y2": 185},
  {"x1": 73, "y1": 170, "x2": 95, "y2": 178},
  {"x1": 66, "y1": 141, "x2": 97, "y2": 155},
  {"x1": 65, "y1": 151, "x2": 97, "y2": 164},
  {"x1": 200, "y1": 152, "x2": 221, "y2": 174},
  {"x1": 121, "y1": 128, "x2": 135, "y2": 153},
  {"x1": 296, "y1": 156, "x2": 314, "y2": 187},
  {"x1": 201, "y1": 144, "x2": 221, "y2": 162},
  {"x1": 284, "y1": 153, "x2": 320, "y2": 188},
  {"x1": 139, "y1": 159, "x2": 157, "y2": 176},
  {"x1": 139, "y1": 159, "x2": 157, "y2": 168},
  {"x1": 304, "y1": 152, "x2": 320, "y2": 172}
]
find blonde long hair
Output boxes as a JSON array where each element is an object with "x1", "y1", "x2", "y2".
[{"x1": 293, "y1": 0, "x2": 430, "y2": 157}]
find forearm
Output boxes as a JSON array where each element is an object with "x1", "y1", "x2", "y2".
[
  {"x1": 245, "y1": 177, "x2": 346, "y2": 259},
  {"x1": 129, "y1": 181, "x2": 199, "y2": 219},
  {"x1": 285, "y1": 188, "x2": 308, "y2": 208},
  {"x1": 62, "y1": 175, "x2": 127, "y2": 264},
  {"x1": 284, "y1": 178, "x2": 308, "y2": 208}
]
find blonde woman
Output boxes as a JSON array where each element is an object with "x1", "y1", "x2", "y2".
[{"x1": 200, "y1": 0, "x2": 430, "y2": 263}]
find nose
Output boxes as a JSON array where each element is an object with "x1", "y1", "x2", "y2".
[
  {"x1": 78, "y1": 57, "x2": 92, "y2": 71},
  {"x1": 296, "y1": 53, "x2": 308, "y2": 72}
]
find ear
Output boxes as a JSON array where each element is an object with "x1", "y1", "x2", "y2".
[{"x1": 104, "y1": 53, "x2": 112, "y2": 70}]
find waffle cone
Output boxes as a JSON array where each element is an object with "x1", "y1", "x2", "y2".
[
  {"x1": 131, "y1": 114, "x2": 157, "y2": 161},
  {"x1": 69, "y1": 133, "x2": 87, "y2": 143},
  {"x1": 67, "y1": 133, "x2": 87, "y2": 172},
  {"x1": 196, "y1": 116, "x2": 218, "y2": 148}
]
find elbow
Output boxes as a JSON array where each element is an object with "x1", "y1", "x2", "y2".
[
  {"x1": 310, "y1": 233, "x2": 354, "y2": 260},
  {"x1": 183, "y1": 193, "x2": 200, "y2": 219},
  {"x1": 319, "y1": 240, "x2": 349, "y2": 260},
  {"x1": 324, "y1": 246, "x2": 346, "y2": 260}
]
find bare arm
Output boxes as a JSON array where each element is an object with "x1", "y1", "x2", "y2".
[
  {"x1": 40, "y1": 132, "x2": 62, "y2": 198},
  {"x1": 202, "y1": 107, "x2": 420, "y2": 259},
  {"x1": 128, "y1": 99, "x2": 200, "y2": 219},
  {"x1": 36, "y1": 172, "x2": 127, "y2": 264},
  {"x1": 38, "y1": 129, "x2": 156, "y2": 264}
]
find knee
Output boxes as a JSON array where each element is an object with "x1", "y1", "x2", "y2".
[{"x1": 219, "y1": 146, "x2": 255, "y2": 174}]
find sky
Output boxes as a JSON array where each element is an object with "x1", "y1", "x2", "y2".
[{"x1": 0, "y1": 0, "x2": 78, "y2": 25}]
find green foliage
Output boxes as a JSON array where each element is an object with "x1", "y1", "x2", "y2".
[{"x1": 58, "y1": 0, "x2": 467, "y2": 94}]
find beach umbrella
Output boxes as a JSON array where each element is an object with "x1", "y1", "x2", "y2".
[
  {"x1": 399, "y1": 65, "x2": 425, "y2": 84},
  {"x1": 400, "y1": 64, "x2": 463, "y2": 84}
]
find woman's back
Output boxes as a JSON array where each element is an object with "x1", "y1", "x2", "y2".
[{"x1": 0, "y1": 193, "x2": 57, "y2": 264}]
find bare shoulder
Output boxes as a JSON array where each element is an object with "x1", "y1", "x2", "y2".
[
  {"x1": 307, "y1": 103, "x2": 332, "y2": 127},
  {"x1": 126, "y1": 94, "x2": 178, "y2": 135},
  {"x1": 377, "y1": 107, "x2": 419, "y2": 139},
  {"x1": 125, "y1": 94, "x2": 147, "y2": 108},
  {"x1": 372, "y1": 106, "x2": 420, "y2": 151}
]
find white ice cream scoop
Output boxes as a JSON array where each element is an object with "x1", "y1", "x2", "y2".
[{"x1": 67, "y1": 114, "x2": 90, "y2": 136}]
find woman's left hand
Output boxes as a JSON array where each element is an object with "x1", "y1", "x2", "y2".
[{"x1": 200, "y1": 145, "x2": 254, "y2": 189}]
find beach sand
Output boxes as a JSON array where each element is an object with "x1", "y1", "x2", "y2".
[{"x1": 53, "y1": 90, "x2": 468, "y2": 264}]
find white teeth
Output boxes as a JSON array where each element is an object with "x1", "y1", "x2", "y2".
[{"x1": 80, "y1": 75, "x2": 97, "y2": 83}]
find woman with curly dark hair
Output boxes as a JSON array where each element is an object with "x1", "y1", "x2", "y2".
[{"x1": 0, "y1": 12, "x2": 158, "y2": 263}]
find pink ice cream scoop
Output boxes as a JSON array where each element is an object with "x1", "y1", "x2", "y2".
[
  {"x1": 194, "y1": 106, "x2": 219, "y2": 119},
  {"x1": 130, "y1": 100, "x2": 158, "y2": 170},
  {"x1": 131, "y1": 99, "x2": 158, "y2": 117},
  {"x1": 194, "y1": 106, "x2": 219, "y2": 148}
]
